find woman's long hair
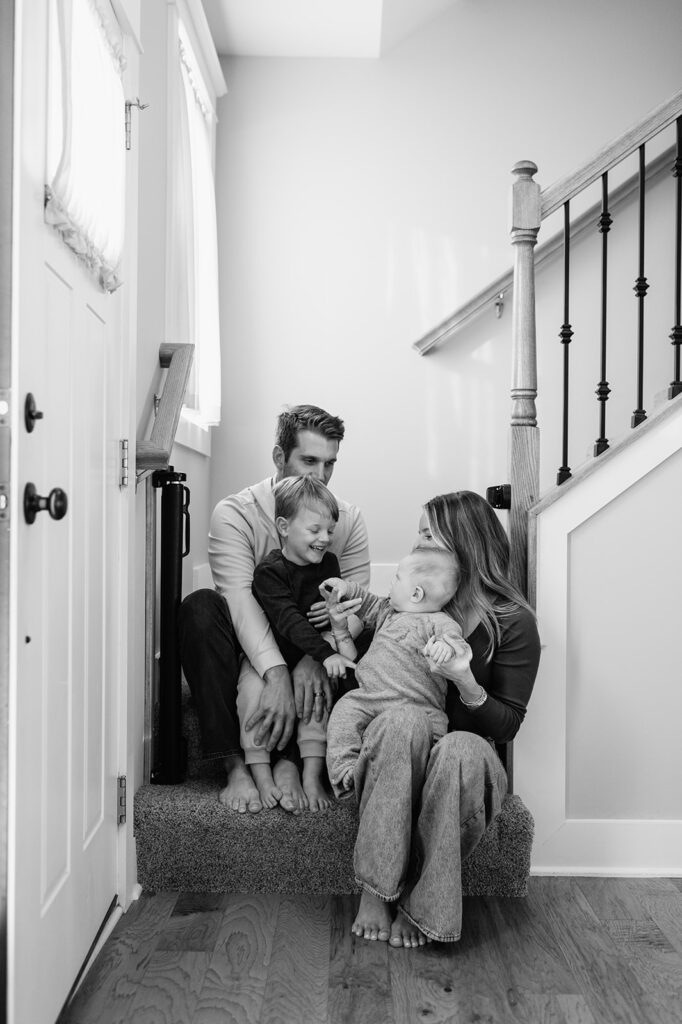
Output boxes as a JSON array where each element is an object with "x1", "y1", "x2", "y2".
[{"x1": 423, "y1": 490, "x2": 533, "y2": 659}]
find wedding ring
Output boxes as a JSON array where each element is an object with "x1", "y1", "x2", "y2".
[{"x1": 313, "y1": 691, "x2": 323, "y2": 698}]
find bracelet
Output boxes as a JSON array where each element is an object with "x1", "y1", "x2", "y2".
[
  {"x1": 460, "y1": 688, "x2": 488, "y2": 709},
  {"x1": 333, "y1": 630, "x2": 352, "y2": 641}
]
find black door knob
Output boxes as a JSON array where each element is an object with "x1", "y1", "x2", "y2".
[
  {"x1": 23, "y1": 483, "x2": 68, "y2": 525},
  {"x1": 24, "y1": 393, "x2": 44, "y2": 432}
]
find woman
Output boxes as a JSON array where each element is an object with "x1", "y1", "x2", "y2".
[{"x1": 350, "y1": 490, "x2": 541, "y2": 947}]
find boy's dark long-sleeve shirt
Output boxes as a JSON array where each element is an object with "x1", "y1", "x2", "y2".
[{"x1": 252, "y1": 549, "x2": 341, "y2": 670}]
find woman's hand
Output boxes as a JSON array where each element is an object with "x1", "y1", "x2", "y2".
[
  {"x1": 423, "y1": 634, "x2": 473, "y2": 682},
  {"x1": 306, "y1": 598, "x2": 330, "y2": 630}
]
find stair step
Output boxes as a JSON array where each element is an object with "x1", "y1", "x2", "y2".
[
  {"x1": 134, "y1": 683, "x2": 534, "y2": 897},
  {"x1": 134, "y1": 781, "x2": 533, "y2": 897}
]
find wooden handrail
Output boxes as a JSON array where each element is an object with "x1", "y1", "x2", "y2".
[
  {"x1": 136, "y1": 343, "x2": 194, "y2": 473},
  {"x1": 413, "y1": 143, "x2": 677, "y2": 356},
  {"x1": 540, "y1": 89, "x2": 682, "y2": 218}
]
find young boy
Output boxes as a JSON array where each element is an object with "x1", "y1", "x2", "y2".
[
  {"x1": 322, "y1": 548, "x2": 462, "y2": 798},
  {"x1": 244, "y1": 475, "x2": 359, "y2": 811}
]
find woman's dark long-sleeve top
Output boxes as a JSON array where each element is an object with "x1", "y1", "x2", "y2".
[
  {"x1": 251, "y1": 549, "x2": 341, "y2": 670},
  {"x1": 444, "y1": 603, "x2": 541, "y2": 744}
]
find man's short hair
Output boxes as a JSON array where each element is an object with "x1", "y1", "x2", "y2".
[
  {"x1": 274, "y1": 475, "x2": 340, "y2": 523},
  {"x1": 276, "y1": 404, "x2": 345, "y2": 460},
  {"x1": 409, "y1": 548, "x2": 459, "y2": 607}
]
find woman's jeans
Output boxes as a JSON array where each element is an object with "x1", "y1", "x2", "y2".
[{"x1": 353, "y1": 707, "x2": 508, "y2": 942}]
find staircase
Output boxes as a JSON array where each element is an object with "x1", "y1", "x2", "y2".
[{"x1": 134, "y1": 685, "x2": 534, "y2": 897}]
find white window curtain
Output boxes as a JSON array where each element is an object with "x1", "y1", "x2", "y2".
[
  {"x1": 166, "y1": 17, "x2": 222, "y2": 427},
  {"x1": 45, "y1": 0, "x2": 126, "y2": 292}
]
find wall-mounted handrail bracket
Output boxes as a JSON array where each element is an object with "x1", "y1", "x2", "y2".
[{"x1": 136, "y1": 343, "x2": 194, "y2": 483}]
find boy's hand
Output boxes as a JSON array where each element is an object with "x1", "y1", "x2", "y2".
[{"x1": 323, "y1": 652, "x2": 356, "y2": 679}]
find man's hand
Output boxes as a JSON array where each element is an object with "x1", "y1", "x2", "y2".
[
  {"x1": 243, "y1": 665, "x2": 296, "y2": 752},
  {"x1": 293, "y1": 654, "x2": 335, "y2": 722}
]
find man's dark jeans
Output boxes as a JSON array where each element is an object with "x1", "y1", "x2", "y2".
[{"x1": 179, "y1": 589, "x2": 243, "y2": 761}]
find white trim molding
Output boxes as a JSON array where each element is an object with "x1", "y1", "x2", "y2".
[{"x1": 518, "y1": 400, "x2": 682, "y2": 874}]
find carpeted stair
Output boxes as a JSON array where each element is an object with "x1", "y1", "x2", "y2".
[{"x1": 134, "y1": 685, "x2": 534, "y2": 897}]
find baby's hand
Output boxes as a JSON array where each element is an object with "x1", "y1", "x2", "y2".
[
  {"x1": 424, "y1": 637, "x2": 454, "y2": 665},
  {"x1": 319, "y1": 577, "x2": 348, "y2": 601},
  {"x1": 319, "y1": 579, "x2": 362, "y2": 629},
  {"x1": 323, "y1": 653, "x2": 356, "y2": 679}
]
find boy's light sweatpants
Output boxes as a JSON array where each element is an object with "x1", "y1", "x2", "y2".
[{"x1": 236, "y1": 656, "x2": 328, "y2": 764}]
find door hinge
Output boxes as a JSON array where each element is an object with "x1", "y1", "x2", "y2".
[
  {"x1": 119, "y1": 439, "x2": 129, "y2": 488},
  {"x1": 117, "y1": 775, "x2": 127, "y2": 825}
]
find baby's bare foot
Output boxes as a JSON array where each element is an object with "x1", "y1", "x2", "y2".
[
  {"x1": 248, "y1": 763, "x2": 283, "y2": 809},
  {"x1": 302, "y1": 757, "x2": 332, "y2": 812},
  {"x1": 389, "y1": 909, "x2": 429, "y2": 948},
  {"x1": 352, "y1": 890, "x2": 392, "y2": 942},
  {"x1": 272, "y1": 758, "x2": 308, "y2": 814},
  {"x1": 219, "y1": 756, "x2": 262, "y2": 813}
]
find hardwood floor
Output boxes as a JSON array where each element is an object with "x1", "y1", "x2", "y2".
[{"x1": 60, "y1": 878, "x2": 682, "y2": 1024}]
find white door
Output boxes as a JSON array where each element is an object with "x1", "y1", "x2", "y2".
[{"x1": 9, "y1": 2, "x2": 133, "y2": 1022}]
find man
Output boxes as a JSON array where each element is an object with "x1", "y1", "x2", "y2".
[{"x1": 179, "y1": 404, "x2": 370, "y2": 813}]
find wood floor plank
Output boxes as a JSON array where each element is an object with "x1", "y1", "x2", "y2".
[
  {"x1": 488, "y1": 884, "x2": 596, "y2": 1024},
  {"x1": 327, "y1": 895, "x2": 393, "y2": 1024},
  {"x1": 60, "y1": 893, "x2": 180, "y2": 1024},
  {"x1": 533, "y1": 877, "x2": 662, "y2": 1024},
  {"x1": 127, "y1": 950, "x2": 209, "y2": 1023},
  {"x1": 156, "y1": 909, "x2": 225, "y2": 951},
  {"x1": 260, "y1": 896, "x2": 330, "y2": 1024},
  {"x1": 193, "y1": 894, "x2": 281, "y2": 1024},
  {"x1": 388, "y1": 941, "x2": 466, "y2": 1024}
]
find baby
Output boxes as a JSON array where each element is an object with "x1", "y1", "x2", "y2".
[{"x1": 323, "y1": 547, "x2": 462, "y2": 797}]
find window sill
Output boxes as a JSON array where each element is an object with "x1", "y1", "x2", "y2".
[{"x1": 173, "y1": 407, "x2": 213, "y2": 457}]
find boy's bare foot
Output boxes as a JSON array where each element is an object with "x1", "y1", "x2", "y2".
[
  {"x1": 301, "y1": 757, "x2": 333, "y2": 812},
  {"x1": 248, "y1": 763, "x2": 283, "y2": 809},
  {"x1": 219, "y1": 756, "x2": 263, "y2": 813},
  {"x1": 352, "y1": 890, "x2": 392, "y2": 942},
  {"x1": 389, "y1": 909, "x2": 429, "y2": 948},
  {"x1": 272, "y1": 758, "x2": 308, "y2": 814}
]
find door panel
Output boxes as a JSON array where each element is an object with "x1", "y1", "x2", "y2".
[{"x1": 10, "y1": 2, "x2": 132, "y2": 1021}]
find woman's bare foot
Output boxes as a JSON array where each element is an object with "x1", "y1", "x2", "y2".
[
  {"x1": 302, "y1": 757, "x2": 333, "y2": 811},
  {"x1": 219, "y1": 756, "x2": 262, "y2": 813},
  {"x1": 272, "y1": 758, "x2": 308, "y2": 814},
  {"x1": 248, "y1": 763, "x2": 283, "y2": 809},
  {"x1": 389, "y1": 909, "x2": 429, "y2": 948},
  {"x1": 352, "y1": 890, "x2": 392, "y2": 942}
]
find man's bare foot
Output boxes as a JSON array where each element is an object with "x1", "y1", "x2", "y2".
[
  {"x1": 389, "y1": 909, "x2": 429, "y2": 948},
  {"x1": 272, "y1": 758, "x2": 308, "y2": 814},
  {"x1": 219, "y1": 756, "x2": 262, "y2": 813},
  {"x1": 248, "y1": 763, "x2": 283, "y2": 809},
  {"x1": 352, "y1": 890, "x2": 392, "y2": 942},
  {"x1": 301, "y1": 757, "x2": 333, "y2": 812}
]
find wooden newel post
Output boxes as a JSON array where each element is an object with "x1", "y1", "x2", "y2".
[{"x1": 509, "y1": 161, "x2": 541, "y2": 602}]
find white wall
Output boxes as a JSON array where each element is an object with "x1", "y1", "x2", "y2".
[{"x1": 212, "y1": 0, "x2": 682, "y2": 567}]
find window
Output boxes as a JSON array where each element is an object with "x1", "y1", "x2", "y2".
[
  {"x1": 45, "y1": 0, "x2": 126, "y2": 292},
  {"x1": 166, "y1": 9, "x2": 223, "y2": 445}
]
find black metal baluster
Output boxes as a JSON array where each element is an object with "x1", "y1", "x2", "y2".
[
  {"x1": 632, "y1": 145, "x2": 648, "y2": 426},
  {"x1": 669, "y1": 117, "x2": 682, "y2": 399},
  {"x1": 557, "y1": 201, "x2": 572, "y2": 484},
  {"x1": 594, "y1": 172, "x2": 612, "y2": 455}
]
